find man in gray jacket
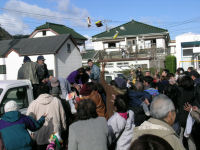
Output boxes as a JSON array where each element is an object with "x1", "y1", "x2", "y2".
[
  {"x1": 18, "y1": 56, "x2": 39, "y2": 99},
  {"x1": 88, "y1": 59, "x2": 100, "y2": 82},
  {"x1": 18, "y1": 56, "x2": 39, "y2": 84},
  {"x1": 132, "y1": 94, "x2": 185, "y2": 150}
]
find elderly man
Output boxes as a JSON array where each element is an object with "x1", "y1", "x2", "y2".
[{"x1": 132, "y1": 94, "x2": 185, "y2": 150}]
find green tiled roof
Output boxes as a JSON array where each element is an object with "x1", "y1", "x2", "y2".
[
  {"x1": 82, "y1": 50, "x2": 98, "y2": 60},
  {"x1": 36, "y1": 22, "x2": 87, "y2": 40},
  {"x1": 92, "y1": 20, "x2": 168, "y2": 40}
]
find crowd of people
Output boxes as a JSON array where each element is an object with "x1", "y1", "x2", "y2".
[{"x1": 1, "y1": 57, "x2": 200, "y2": 150}]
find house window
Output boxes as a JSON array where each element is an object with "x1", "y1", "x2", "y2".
[
  {"x1": 105, "y1": 63, "x2": 114, "y2": 68},
  {"x1": 183, "y1": 49, "x2": 193, "y2": 56},
  {"x1": 141, "y1": 64, "x2": 148, "y2": 69},
  {"x1": 67, "y1": 44, "x2": 71, "y2": 53},
  {"x1": 0, "y1": 86, "x2": 28, "y2": 115},
  {"x1": 105, "y1": 76, "x2": 112, "y2": 84},
  {"x1": 117, "y1": 62, "x2": 123, "y2": 67},
  {"x1": 124, "y1": 62, "x2": 129, "y2": 66},
  {"x1": 127, "y1": 40, "x2": 135, "y2": 45},
  {"x1": 42, "y1": 31, "x2": 46, "y2": 36},
  {"x1": 152, "y1": 39, "x2": 156, "y2": 46},
  {"x1": 108, "y1": 43, "x2": 116, "y2": 48},
  {"x1": 0, "y1": 65, "x2": 6, "y2": 74},
  {"x1": 117, "y1": 62, "x2": 129, "y2": 67}
]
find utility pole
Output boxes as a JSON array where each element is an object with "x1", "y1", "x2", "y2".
[{"x1": 136, "y1": 43, "x2": 138, "y2": 64}]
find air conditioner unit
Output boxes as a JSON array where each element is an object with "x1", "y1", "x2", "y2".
[{"x1": 193, "y1": 47, "x2": 200, "y2": 53}]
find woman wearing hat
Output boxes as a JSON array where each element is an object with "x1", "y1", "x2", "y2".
[{"x1": 0, "y1": 100, "x2": 46, "y2": 150}]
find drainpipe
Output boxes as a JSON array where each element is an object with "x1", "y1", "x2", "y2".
[{"x1": 125, "y1": 37, "x2": 127, "y2": 50}]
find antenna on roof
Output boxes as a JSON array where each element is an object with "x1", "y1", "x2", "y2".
[{"x1": 47, "y1": 22, "x2": 49, "y2": 29}]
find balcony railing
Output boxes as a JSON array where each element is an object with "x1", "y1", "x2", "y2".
[{"x1": 99, "y1": 47, "x2": 169, "y2": 60}]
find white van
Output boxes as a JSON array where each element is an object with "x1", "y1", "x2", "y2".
[{"x1": 0, "y1": 80, "x2": 34, "y2": 115}]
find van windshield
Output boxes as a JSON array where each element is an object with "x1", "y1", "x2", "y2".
[{"x1": 0, "y1": 88, "x2": 2, "y2": 95}]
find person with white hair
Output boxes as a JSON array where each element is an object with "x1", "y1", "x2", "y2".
[
  {"x1": 132, "y1": 94, "x2": 185, "y2": 150},
  {"x1": 0, "y1": 100, "x2": 46, "y2": 150}
]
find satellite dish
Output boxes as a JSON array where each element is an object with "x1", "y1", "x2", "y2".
[{"x1": 120, "y1": 26, "x2": 126, "y2": 30}]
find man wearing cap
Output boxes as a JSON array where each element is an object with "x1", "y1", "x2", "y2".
[
  {"x1": 0, "y1": 100, "x2": 46, "y2": 150},
  {"x1": 36, "y1": 56, "x2": 50, "y2": 99},
  {"x1": 36, "y1": 55, "x2": 49, "y2": 84}
]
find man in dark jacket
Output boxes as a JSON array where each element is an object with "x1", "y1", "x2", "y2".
[
  {"x1": 128, "y1": 81, "x2": 151, "y2": 126},
  {"x1": 36, "y1": 55, "x2": 49, "y2": 84},
  {"x1": 36, "y1": 56, "x2": 50, "y2": 98},
  {"x1": 190, "y1": 70, "x2": 200, "y2": 86},
  {"x1": 190, "y1": 70, "x2": 200, "y2": 107},
  {"x1": 0, "y1": 101, "x2": 46, "y2": 150}
]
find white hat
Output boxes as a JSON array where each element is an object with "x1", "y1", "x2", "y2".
[{"x1": 4, "y1": 101, "x2": 18, "y2": 113}]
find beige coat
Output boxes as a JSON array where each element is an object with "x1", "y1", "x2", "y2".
[
  {"x1": 27, "y1": 94, "x2": 66, "y2": 145},
  {"x1": 191, "y1": 108, "x2": 200, "y2": 123},
  {"x1": 133, "y1": 118, "x2": 185, "y2": 150}
]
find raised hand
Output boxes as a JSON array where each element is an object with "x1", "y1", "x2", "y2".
[{"x1": 184, "y1": 102, "x2": 192, "y2": 112}]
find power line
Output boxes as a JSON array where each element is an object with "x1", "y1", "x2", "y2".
[
  {"x1": 0, "y1": 7, "x2": 127, "y2": 23},
  {"x1": 2, "y1": 7, "x2": 199, "y2": 28},
  {"x1": 161, "y1": 17, "x2": 200, "y2": 28},
  {"x1": 1, "y1": 7, "x2": 200, "y2": 37}
]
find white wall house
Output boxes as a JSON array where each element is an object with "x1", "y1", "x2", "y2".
[
  {"x1": 93, "y1": 37, "x2": 166, "y2": 53},
  {"x1": 175, "y1": 33, "x2": 200, "y2": 71},
  {"x1": 91, "y1": 20, "x2": 170, "y2": 73},
  {"x1": 104, "y1": 59, "x2": 150, "y2": 73},
  {"x1": 169, "y1": 40, "x2": 176, "y2": 56},
  {"x1": 31, "y1": 29, "x2": 57, "y2": 38},
  {"x1": 0, "y1": 34, "x2": 82, "y2": 80},
  {"x1": 29, "y1": 22, "x2": 87, "y2": 51}
]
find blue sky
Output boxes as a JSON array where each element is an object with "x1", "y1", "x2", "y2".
[{"x1": 0, "y1": 0, "x2": 199, "y2": 41}]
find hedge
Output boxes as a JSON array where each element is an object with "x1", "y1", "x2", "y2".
[{"x1": 165, "y1": 55, "x2": 176, "y2": 73}]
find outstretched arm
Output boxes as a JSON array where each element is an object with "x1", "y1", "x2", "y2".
[
  {"x1": 24, "y1": 114, "x2": 46, "y2": 132},
  {"x1": 100, "y1": 63, "x2": 109, "y2": 91}
]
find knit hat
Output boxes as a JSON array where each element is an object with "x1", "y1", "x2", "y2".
[
  {"x1": 23, "y1": 56, "x2": 31, "y2": 63},
  {"x1": 115, "y1": 77, "x2": 127, "y2": 89},
  {"x1": 4, "y1": 101, "x2": 19, "y2": 112},
  {"x1": 50, "y1": 77, "x2": 59, "y2": 87}
]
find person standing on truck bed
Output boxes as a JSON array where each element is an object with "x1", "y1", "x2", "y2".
[
  {"x1": 36, "y1": 55, "x2": 49, "y2": 84},
  {"x1": 36, "y1": 55, "x2": 50, "y2": 98},
  {"x1": 17, "y1": 56, "x2": 39, "y2": 99}
]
